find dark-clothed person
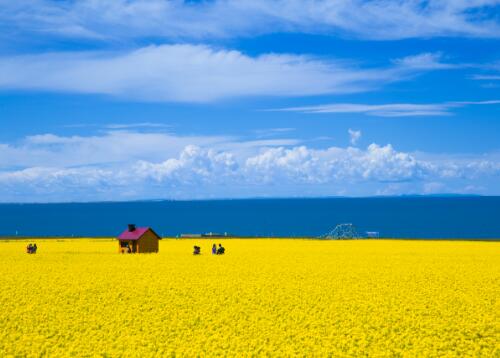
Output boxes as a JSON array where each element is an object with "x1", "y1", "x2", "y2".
[{"x1": 216, "y1": 244, "x2": 225, "y2": 255}]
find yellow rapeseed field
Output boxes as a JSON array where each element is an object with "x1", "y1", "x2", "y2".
[{"x1": 0, "y1": 239, "x2": 498, "y2": 357}]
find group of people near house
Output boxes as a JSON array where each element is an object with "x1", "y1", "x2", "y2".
[
  {"x1": 26, "y1": 243, "x2": 37, "y2": 254},
  {"x1": 193, "y1": 243, "x2": 225, "y2": 255},
  {"x1": 120, "y1": 244, "x2": 132, "y2": 254}
]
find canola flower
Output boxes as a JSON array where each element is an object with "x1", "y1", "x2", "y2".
[{"x1": 0, "y1": 239, "x2": 498, "y2": 357}]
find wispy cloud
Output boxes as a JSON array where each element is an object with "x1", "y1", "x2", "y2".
[
  {"x1": 450, "y1": 100, "x2": 500, "y2": 105},
  {"x1": 253, "y1": 128, "x2": 296, "y2": 139},
  {"x1": 105, "y1": 122, "x2": 171, "y2": 129},
  {"x1": 1, "y1": 0, "x2": 499, "y2": 42},
  {"x1": 62, "y1": 122, "x2": 172, "y2": 130},
  {"x1": 0, "y1": 46, "x2": 447, "y2": 103},
  {"x1": 391, "y1": 53, "x2": 459, "y2": 70},
  {"x1": 273, "y1": 99, "x2": 500, "y2": 117},
  {"x1": 472, "y1": 74, "x2": 500, "y2": 80}
]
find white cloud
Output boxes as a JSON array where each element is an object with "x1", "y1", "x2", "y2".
[
  {"x1": 0, "y1": 46, "x2": 446, "y2": 102},
  {"x1": 348, "y1": 129, "x2": 361, "y2": 145},
  {"x1": 2, "y1": 0, "x2": 499, "y2": 41},
  {"x1": 391, "y1": 53, "x2": 457, "y2": 70},
  {"x1": 105, "y1": 122, "x2": 171, "y2": 129},
  {"x1": 253, "y1": 128, "x2": 296, "y2": 139},
  {"x1": 274, "y1": 99, "x2": 500, "y2": 117},
  {"x1": 0, "y1": 131, "x2": 499, "y2": 201},
  {"x1": 451, "y1": 100, "x2": 500, "y2": 105},
  {"x1": 136, "y1": 145, "x2": 239, "y2": 183},
  {"x1": 0, "y1": 130, "x2": 302, "y2": 169},
  {"x1": 472, "y1": 74, "x2": 500, "y2": 80},
  {"x1": 0, "y1": 131, "x2": 228, "y2": 168},
  {"x1": 0, "y1": 45, "x2": 376, "y2": 102},
  {"x1": 279, "y1": 103, "x2": 451, "y2": 117}
]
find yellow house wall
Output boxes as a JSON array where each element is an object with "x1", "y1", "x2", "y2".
[{"x1": 137, "y1": 231, "x2": 159, "y2": 253}]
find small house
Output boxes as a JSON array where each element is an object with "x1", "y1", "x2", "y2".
[{"x1": 117, "y1": 224, "x2": 160, "y2": 253}]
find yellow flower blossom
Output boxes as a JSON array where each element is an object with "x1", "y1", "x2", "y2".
[{"x1": 0, "y1": 239, "x2": 498, "y2": 356}]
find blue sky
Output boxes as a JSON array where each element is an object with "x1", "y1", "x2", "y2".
[{"x1": 1, "y1": 0, "x2": 500, "y2": 202}]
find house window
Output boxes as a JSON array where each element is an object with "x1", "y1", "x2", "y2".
[{"x1": 120, "y1": 241, "x2": 129, "y2": 248}]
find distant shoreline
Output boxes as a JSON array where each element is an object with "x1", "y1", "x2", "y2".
[
  {"x1": 0, "y1": 194, "x2": 493, "y2": 205},
  {"x1": 1, "y1": 237, "x2": 499, "y2": 242}
]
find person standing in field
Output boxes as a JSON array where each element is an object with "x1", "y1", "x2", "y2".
[
  {"x1": 32, "y1": 243, "x2": 37, "y2": 254},
  {"x1": 212, "y1": 244, "x2": 217, "y2": 255},
  {"x1": 217, "y1": 243, "x2": 225, "y2": 255},
  {"x1": 26, "y1": 243, "x2": 32, "y2": 254}
]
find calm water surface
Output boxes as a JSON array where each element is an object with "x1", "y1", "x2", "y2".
[{"x1": 0, "y1": 197, "x2": 499, "y2": 238}]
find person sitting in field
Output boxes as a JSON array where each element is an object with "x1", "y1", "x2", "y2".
[
  {"x1": 26, "y1": 243, "x2": 32, "y2": 254},
  {"x1": 193, "y1": 246, "x2": 201, "y2": 255},
  {"x1": 32, "y1": 243, "x2": 37, "y2": 254},
  {"x1": 216, "y1": 243, "x2": 225, "y2": 255},
  {"x1": 212, "y1": 243, "x2": 217, "y2": 255}
]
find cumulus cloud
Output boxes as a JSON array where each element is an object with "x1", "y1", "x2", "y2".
[
  {"x1": 135, "y1": 145, "x2": 239, "y2": 183},
  {"x1": 274, "y1": 99, "x2": 500, "y2": 117},
  {"x1": 0, "y1": 131, "x2": 499, "y2": 201},
  {"x1": 0, "y1": 45, "x2": 445, "y2": 102},
  {"x1": 1, "y1": 0, "x2": 499, "y2": 41}
]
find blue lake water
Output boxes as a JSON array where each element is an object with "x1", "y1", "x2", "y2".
[{"x1": 0, "y1": 197, "x2": 499, "y2": 239}]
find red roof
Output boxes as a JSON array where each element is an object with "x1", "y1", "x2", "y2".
[{"x1": 117, "y1": 227, "x2": 151, "y2": 241}]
